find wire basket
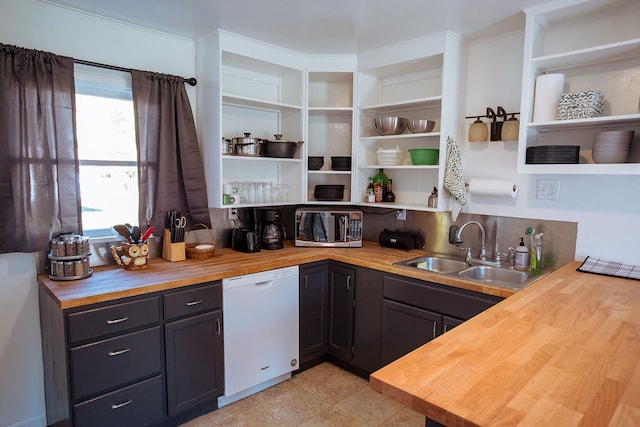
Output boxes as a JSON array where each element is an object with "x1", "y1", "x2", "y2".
[{"x1": 185, "y1": 223, "x2": 216, "y2": 259}]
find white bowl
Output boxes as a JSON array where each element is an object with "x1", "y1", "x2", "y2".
[
  {"x1": 592, "y1": 150, "x2": 630, "y2": 163},
  {"x1": 376, "y1": 146, "x2": 405, "y2": 165}
]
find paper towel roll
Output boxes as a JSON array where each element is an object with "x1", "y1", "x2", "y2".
[
  {"x1": 533, "y1": 73, "x2": 565, "y2": 122},
  {"x1": 468, "y1": 179, "x2": 518, "y2": 198}
]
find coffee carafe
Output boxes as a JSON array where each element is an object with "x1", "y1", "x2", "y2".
[{"x1": 255, "y1": 208, "x2": 286, "y2": 250}]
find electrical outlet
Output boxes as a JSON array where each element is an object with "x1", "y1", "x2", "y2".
[
  {"x1": 228, "y1": 207, "x2": 238, "y2": 220},
  {"x1": 396, "y1": 209, "x2": 407, "y2": 221},
  {"x1": 536, "y1": 179, "x2": 560, "y2": 200}
]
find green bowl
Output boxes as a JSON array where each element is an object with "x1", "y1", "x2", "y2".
[{"x1": 409, "y1": 148, "x2": 439, "y2": 165}]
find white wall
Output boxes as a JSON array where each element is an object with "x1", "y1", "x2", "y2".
[
  {"x1": 462, "y1": 31, "x2": 640, "y2": 265},
  {"x1": 0, "y1": 1, "x2": 196, "y2": 425}
]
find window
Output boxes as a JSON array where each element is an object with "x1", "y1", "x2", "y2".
[{"x1": 74, "y1": 65, "x2": 138, "y2": 237}]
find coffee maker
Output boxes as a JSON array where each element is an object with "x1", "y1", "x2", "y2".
[{"x1": 255, "y1": 208, "x2": 286, "y2": 250}]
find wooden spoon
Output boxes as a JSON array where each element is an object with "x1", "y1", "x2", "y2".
[{"x1": 112, "y1": 224, "x2": 131, "y2": 243}]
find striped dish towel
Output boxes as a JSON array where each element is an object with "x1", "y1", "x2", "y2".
[{"x1": 577, "y1": 256, "x2": 640, "y2": 281}]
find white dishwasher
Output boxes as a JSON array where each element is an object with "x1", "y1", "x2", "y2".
[{"x1": 218, "y1": 265, "x2": 299, "y2": 407}]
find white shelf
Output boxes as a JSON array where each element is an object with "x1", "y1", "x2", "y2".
[
  {"x1": 222, "y1": 155, "x2": 302, "y2": 163},
  {"x1": 527, "y1": 114, "x2": 640, "y2": 131},
  {"x1": 520, "y1": 163, "x2": 640, "y2": 175},
  {"x1": 222, "y1": 93, "x2": 302, "y2": 111},
  {"x1": 358, "y1": 164, "x2": 439, "y2": 170},
  {"x1": 518, "y1": 0, "x2": 640, "y2": 175},
  {"x1": 356, "y1": 201, "x2": 435, "y2": 211},
  {"x1": 307, "y1": 107, "x2": 353, "y2": 113},
  {"x1": 531, "y1": 38, "x2": 640, "y2": 72},
  {"x1": 360, "y1": 132, "x2": 441, "y2": 141},
  {"x1": 359, "y1": 96, "x2": 442, "y2": 112},
  {"x1": 307, "y1": 170, "x2": 352, "y2": 175}
]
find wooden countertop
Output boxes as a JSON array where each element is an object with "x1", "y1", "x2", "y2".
[
  {"x1": 370, "y1": 261, "x2": 640, "y2": 427},
  {"x1": 38, "y1": 242, "x2": 517, "y2": 309}
]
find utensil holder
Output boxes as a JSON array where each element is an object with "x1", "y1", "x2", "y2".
[{"x1": 162, "y1": 228, "x2": 185, "y2": 262}]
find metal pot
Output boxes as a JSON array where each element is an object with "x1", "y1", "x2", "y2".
[
  {"x1": 230, "y1": 133, "x2": 262, "y2": 157},
  {"x1": 262, "y1": 134, "x2": 303, "y2": 158}
]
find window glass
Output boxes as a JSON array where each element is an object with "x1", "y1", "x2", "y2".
[{"x1": 74, "y1": 65, "x2": 138, "y2": 236}]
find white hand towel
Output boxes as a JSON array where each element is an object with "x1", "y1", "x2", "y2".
[{"x1": 443, "y1": 136, "x2": 466, "y2": 221}]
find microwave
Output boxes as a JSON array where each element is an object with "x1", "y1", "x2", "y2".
[{"x1": 294, "y1": 208, "x2": 363, "y2": 247}]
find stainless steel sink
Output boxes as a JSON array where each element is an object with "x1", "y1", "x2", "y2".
[
  {"x1": 457, "y1": 266, "x2": 533, "y2": 290},
  {"x1": 394, "y1": 255, "x2": 545, "y2": 290},
  {"x1": 395, "y1": 256, "x2": 468, "y2": 274}
]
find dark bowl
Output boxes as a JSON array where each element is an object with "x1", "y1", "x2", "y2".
[
  {"x1": 331, "y1": 156, "x2": 351, "y2": 171},
  {"x1": 313, "y1": 184, "x2": 345, "y2": 201},
  {"x1": 308, "y1": 156, "x2": 324, "y2": 170}
]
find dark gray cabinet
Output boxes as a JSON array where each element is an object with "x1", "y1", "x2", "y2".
[
  {"x1": 328, "y1": 263, "x2": 356, "y2": 361},
  {"x1": 299, "y1": 261, "x2": 329, "y2": 365},
  {"x1": 381, "y1": 299, "x2": 441, "y2": 364},
  {"x1": 381, "y1": 273, "x2": 502, "y2": 364},
  {"x1": 326, "y1": 262, "x2": 384, "y2": 375},
  {"x1": 164, "y1": 282, "x2": 223, "y2": 417},
  {"x1": 39, "y1": 281, "x2": 223, "y2": 427}
]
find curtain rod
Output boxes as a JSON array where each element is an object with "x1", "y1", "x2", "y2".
[{"x1": 74, "y1": 58, "x2": 197, "y2": 86}]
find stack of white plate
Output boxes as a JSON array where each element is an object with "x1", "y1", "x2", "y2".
[{"x1": 592, "y1": 130, "x2": 634, "y2": 164}]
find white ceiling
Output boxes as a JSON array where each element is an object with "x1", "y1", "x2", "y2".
[{"x1": 41, "y1": 0, "x2": 556, "y2": 54}]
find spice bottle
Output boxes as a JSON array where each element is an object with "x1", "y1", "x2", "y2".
[
  {"x1": 366, "y1": 177, "x2": 375, "y2": 203},
  {"x1": 383, "y1": 179, "x2": 396, "y2": 202}
]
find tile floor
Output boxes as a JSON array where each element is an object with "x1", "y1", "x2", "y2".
[{"x1": 182, "y1": 362, "x2": 425, "y2": 427}]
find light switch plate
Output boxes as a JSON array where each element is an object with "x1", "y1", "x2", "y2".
[{"x1": 536, "y1": 179, "x2": 560, "y2": 200}]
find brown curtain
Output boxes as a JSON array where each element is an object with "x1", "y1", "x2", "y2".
[
  {"x1": 131, "y1": 71, "x2": 210, "y2": 234},
  {"x1": 0, "y1": 44, "x2": 80, "y2": 254}
]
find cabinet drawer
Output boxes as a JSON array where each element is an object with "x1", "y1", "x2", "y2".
[
  {"x1": 73, "y1": 375, "x2": 164, "y2": 427},
  {"x1": 164, "y1": 282, "x2": 221, "y2": 321},
  {"x1": 67, "y1": 296, "x2": 160, "y2": 344},
  {"x1": 383, "y1": 274, "x2": 502, "y2": 320},
  {"x1": 70, "y1": 326, "x2": 162, "y2": 401}
]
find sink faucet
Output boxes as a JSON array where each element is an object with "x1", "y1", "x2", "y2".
[{"x1": 454, "y1": 221, "x2": 487, "y2": 261}]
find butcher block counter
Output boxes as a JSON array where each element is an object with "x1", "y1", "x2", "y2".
[
  {"x1": 38, "y1": 241, "x2": 519, "y2": 309},
  {"x1": 370, "y1": 261, "x2": 640, "y2": 427}
]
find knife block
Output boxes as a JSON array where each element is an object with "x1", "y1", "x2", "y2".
[{"x1": 162, "y1": 228, "x2": 185, "y2": 262}]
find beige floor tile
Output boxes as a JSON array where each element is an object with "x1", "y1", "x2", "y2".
[
  {"x1": 263, "y1": 386, "x2": 335, "y2": 425},
  {"x1": 181, "y1": 362, "x2": 425, "y2": 427},
  {"x1": 179, "y1": 413, "x2": 217, "y2": 427},
  {"x1": 298, "y1": 406, "x2": 368, "y2": 427},
  {"x1": 334, "y1": 386, "x2": 406, "y2": 425},
  {"x1": 205, "y1": 394, "x2": 261, "y2": 424},
  {"x1": 212, "y1": 403, "x2": 293, "y2": 427},
  {"x1": 379, "y1": 407, "x2": 426, "y2": 426}
]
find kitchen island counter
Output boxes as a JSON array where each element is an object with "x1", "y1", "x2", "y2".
[
  {"x1": 370, "y1": 261, "x2": 640, "y2": 426},
  {"x1": 38, "y1": 241, "x2": 519, "y2": 309}
]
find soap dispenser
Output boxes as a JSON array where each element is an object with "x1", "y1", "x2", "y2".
[{"x1": 514, "y1": 237, "x2": 529, "y2": 271}]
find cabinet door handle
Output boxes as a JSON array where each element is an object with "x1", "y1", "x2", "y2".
[
  {"x1": 444, "y1": 324, "x2": 449, "y2": 333},
  {"x1": 186, "y1": 299, "x2": 203, "y2": 306},
  {"x1": 108, "y1": 348, "x2": 131, "y2": 357},
  {"x1": 111, "y1": 399, "x2": 133, "y2": 410},
  {"x1": 106, "y1": 316, "x2": 128, "y2": 325},
  {"x1": 432, "y1": 322, "x2": 437, "y2": 338},
  {"x1": 304, "y1": 275, "x2": 308, "y2": 289},
  {"x1": 216, "y1": 318, "x2": 221, "y2": 336},
  {"x1": 346, "y1": 276, "x2": 351, "y2": 291}
]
